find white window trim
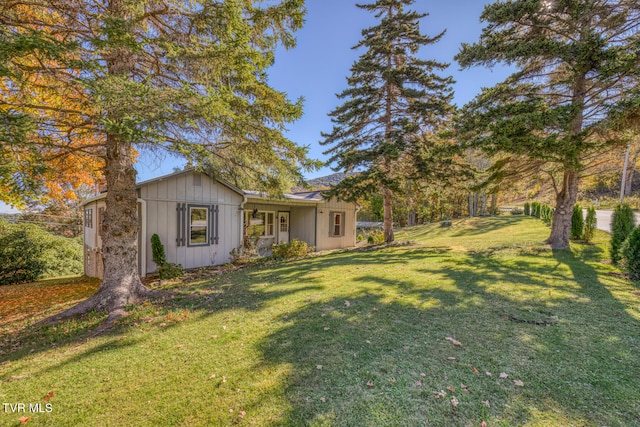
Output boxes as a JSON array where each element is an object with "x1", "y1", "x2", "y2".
[
  {"x1": 188, "y1": 205, "x2": 209, "y2": 246},
  {"x1": 246, "y1": 210, "x2": 276, "y2": 238}
]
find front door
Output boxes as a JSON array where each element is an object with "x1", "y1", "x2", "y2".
[{"x1": 278, "y1": 212, "x2": 290, "y2": 243}]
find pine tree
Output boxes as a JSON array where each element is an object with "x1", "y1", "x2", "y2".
[
  {"x1": 320, "y1": 0, "x2": 454, "y2": 243},
  {"x1": 2, "y1": 0, "x2": 311, "y2": 323},
  {"x1": 456, "y1": 0, "x2": 640, "y2": 249}
]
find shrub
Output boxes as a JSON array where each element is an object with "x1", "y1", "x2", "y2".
[
  {"x1": 584, "y1": 206, "x2": 597, "y2": 242},
  {"x1": 151, "y1": 233, "x2": 167, "y2": 266},
  {"x1": 440, "y1": 220, "x2": 452, "y2": 227},
  {"x1": 620, "y1": 226, "x2": 640, "y2": 281},
  {"x1": 571, "y1": 204, "x2": 584, "y2": 240},
  {"x1": 158, "y1": 263, "x2": 184, "y2": 280},
  {"x1": 510, "y1": 207, "x2": 523, "y2": 215},
  {"x1": 531, "y1": 202, "x2": 540, "y2": 218},
  {"x1": 611, "y1": 203, "x2": 636, "y2": 265},
  {"x1": 524, "y1": 202, "x2": 531, "y2": 216},
  {"x1": 0, "y1": 220, "x2": 83, "y2": 285},
  {"x1": 0, "y1": 229, "x2": 46, "y2": 285},
  {"x1": 150, "y1": 234, "x2": 184, "y2": 279},
  {"x1": 271, "y1": 239, "x2": 314, "y2": 260},
  {"x1": 367, "y1": 230, "x2": 384, "y2": 244}
]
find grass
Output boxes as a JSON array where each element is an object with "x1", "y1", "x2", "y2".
[{"x1": 1, "y1": 216, "x2": 639, "y2": 426}]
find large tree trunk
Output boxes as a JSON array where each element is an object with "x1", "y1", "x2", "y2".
[
  {"x1": 382, "y1": 186, "x2": 394, "y2": 243},
  {"x1": 547, "y1": 169, "x2": 579, "y2": 249},
  {"x1": 43, "y1": 0, "x2": 151, "y2": 326}
]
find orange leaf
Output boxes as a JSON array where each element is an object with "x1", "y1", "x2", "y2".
[{"x1": 19, "y1": 417, "x2": 30, "y2": 424}]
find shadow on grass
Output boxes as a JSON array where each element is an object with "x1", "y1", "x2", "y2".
[
  {"x1": 1, "y1": 233, "x2": 639, "y2": 426},
  {"x1": 253, "y1": 245, "x2": 640, "y2": 426}
]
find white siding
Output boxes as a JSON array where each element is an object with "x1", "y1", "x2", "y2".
[{"x1": 290, "y1": 206, "x2": 316, "y2": 247}]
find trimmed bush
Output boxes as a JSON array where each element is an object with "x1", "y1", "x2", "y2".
[
  {"x1": 611, "y1": 203, "x2": 636, "y2": 265},
  {"x1": 151, "y1": 233, "x2": 167, "y2": 266},
  {"x1": 620, "y1": 226, "x2": 640, "y2": 281},
  {"x1": 149, "y1": 233, "x2": 184, "y2": 279},
  {"x1": 584, "y1": 206, "x2": 597, "y2": 242},
  {"x1": 510, "y1": 207, "x2": 523, "y2": 215},
  {"x1": 0, "y1": 229, "x2": 46, "y2": 285},
  {"x1": 271, "y1": 239, "x2": 314, "y2": 260},
  {"x1": 524, "y1": 202, "x2": 531, "y2": 216},
  {"x1": 571, "y1": 204, "x2": 584, "y2": 240}
]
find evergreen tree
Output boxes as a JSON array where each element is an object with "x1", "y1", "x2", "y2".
[
  {"x1": 584, "y1": 206, "x2": 597, "y2": 242},
  {"x1": 611, "y1": 203, "x2": 636, "y2": 265},
  {"x1": 456, "y1": 0, "x2": 640, "y2": 249},
  {"x1": 2, "y1": 0, "x2": 311, "y2": 323},
  {"x1": 320, "y1": 0, "x2": 455, "y2": 243},
  {"x1": 571, "y1": 204, "x2": 584, "y2": 240}
]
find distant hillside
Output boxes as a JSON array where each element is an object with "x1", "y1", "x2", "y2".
[{"x1": 305, "y1": 172, "x2": 357, "y2": 190}]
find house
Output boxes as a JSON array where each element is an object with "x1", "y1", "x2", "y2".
[{"x1": 82, "y1": 170, "x2": 358, "y2": 278}]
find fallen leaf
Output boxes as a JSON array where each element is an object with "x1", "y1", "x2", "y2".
[
  {"x1": 451, "y1": 396, "x2": 459, "y2": 407},
  {"x1": 432, "y1": 390, "x2": 447, "y2": 398},
  {"x1": 44, "y1": 391, "x2": 55, "y2": 402},
  {"x1": 420, "y1": 372, "x2": 426, "y2": 377},
  {"x1": 447, "y1": 386, "x2": 456, "y2": 393},
  {"x1": 344, "y1": 300, "x2": 351, "y2": 307},
  {"x1": 8, "y1": 375, "x2": 28, "y2": 382},
  {"x1": 482, "y1": 400, "x2": 491, "y2": 408},
  {"x1": 480, "y1": 421, "x2": 487, "y2": 427},
  {"x1": 389, "y1": 377, "x2": 397, "y2": 384},
  {"x1": 238, "y1": 411, "x2": 246, "y2": 419},
  {"x1": 320, "y1": 397, "x2": 326, "y2": 403},
  {"x1": 415, "y1": 380, "x2": 423, "y2": 386},
  {"x1": 485, "y1": 371, "x2": 492, "y2": 377},
  {"x1": 445, "y1": 337, "x2": 463, "y2": 346},
  {"x1": 460, "y1": 383, "x2": 469, "y2": 393},
  {"x1": 316, "y1": 365, "x2": 323, "y2": 370},
  {"x1": 372, "y1": 307, "x2": 379, "y2": 312},
  {"x1": 447, "y1": 357, "x2": 456, "y2": 361},
  {"x1": 229, "y1": 408, "x2": 234, "y2": 413},
  {"x1": 514, "y1": 379, "x2": 524, "y2": 387},
  {"x1": 499, "y1": 372, "x2": 508, "y2": 379},
  {"x1": 19, "y1": 417, "x2": 30, "y2": 425},
  {"x1": 366, "y1": 380, "x2": 374, "y2": 388},
  {"x1": 366, "y1": 340, "x2": 371, "y2": 344},
  {"x1": 472, "y1": 367, "x2": 479, "y2": 374},
  {"x1": 323, "y1": 327, "x2": 330, "y2": 331}
]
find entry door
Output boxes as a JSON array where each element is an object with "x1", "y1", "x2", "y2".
[{"x1": 278, "y1": 212, "x2": 290, "y2": 243}]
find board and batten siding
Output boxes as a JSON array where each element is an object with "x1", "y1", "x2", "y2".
[
  {"x1": 140, "y1": 172, "x2": 243, "y2": 274},
  {"x1": 315, "y1": 197, "x2": 357, "y2": 251},
  {"x1": 289, "y1": 206, "x2": 316, "y2": 247}
]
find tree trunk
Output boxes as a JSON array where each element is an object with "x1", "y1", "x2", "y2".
[
  {"x1": 468, "y1": 193, "x2": 474, "y2": 217},
  {"x1": 43, "y1": 0, "x2": 151, "y2": 326},
  {"x1": 624, "y1": 147, "x2": 640, "y2": 196},
  {"x1": 382, "y1": 186, "x2": 394, "y2": 243},
  {"x1": 547, "y1": 169, "x2": 579, "y2": 249},
  {"x1": 480, "y1": 194, "x2": 487, "y2": 216},
  {"x1": 490, "y1": 193, "x2": 498, "y2": 215}
]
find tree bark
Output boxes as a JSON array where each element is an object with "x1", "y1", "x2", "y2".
[
  {"x1": 43, "y1": 0, "x2": 151, "y2": 326},
  {"x1": 382, "y1": 186, "x2": 394, "y2": 243},
  {"x1": 547, "y1": 169, "x2": 579, "y2": 249}
]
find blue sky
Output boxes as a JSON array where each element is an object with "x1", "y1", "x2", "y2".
[
  {"x1": 0, "y1": 0, "x2": 512, "y2": 214},
  {"x1": 136, "y1": 0, "x2": 513, "y2": 182}
]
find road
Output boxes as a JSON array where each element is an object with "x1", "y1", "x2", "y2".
[{"x1": 590, "y1": 210, "x2": 640, "y2": 233}]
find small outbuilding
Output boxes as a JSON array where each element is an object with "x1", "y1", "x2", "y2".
[{"x1": 82, "y1": 170, "x2": 358, "y2": 278}]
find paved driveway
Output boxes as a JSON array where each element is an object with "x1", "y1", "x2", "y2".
[{"x1": 590, "y1": 210, "x2": 640, "y2": 233}]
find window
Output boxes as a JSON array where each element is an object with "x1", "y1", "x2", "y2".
[
  {"x1": 177, "y1": 204, "x2": 218, "y2": 247},
  {"x1": 189, "y1": 206, "x2": 208, "y2": 245},
  {"x1": 245, "y1": 211, "x2": 275, "y2": 237},
  {"x1": 330, "y1": 211, "x2": 345, "y2": 237},
  {"x1": 84, "y1": 208, "x2": 93, "y2": 228}
]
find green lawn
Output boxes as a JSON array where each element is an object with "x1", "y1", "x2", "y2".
[{"x1": 1, "y1": 216, "x2": 639, "y2": 426}]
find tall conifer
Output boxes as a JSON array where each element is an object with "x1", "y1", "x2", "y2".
[{"x1": 320, "y1": 0, "x2": 454, "y2": 243}]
